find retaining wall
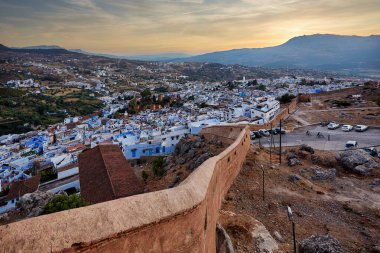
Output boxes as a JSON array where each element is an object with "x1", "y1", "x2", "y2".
[{"x1": 0, "y1": 125, "x2": 251, "y2": 253}]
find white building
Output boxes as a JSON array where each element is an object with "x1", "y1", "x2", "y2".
[{"x1": 250, "y1": 96, "x2": 280, "y2": 123}]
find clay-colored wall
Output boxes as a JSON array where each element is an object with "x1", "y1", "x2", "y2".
[{"x1": 0, "y1": 125, "x2": 250, "y2": 253}]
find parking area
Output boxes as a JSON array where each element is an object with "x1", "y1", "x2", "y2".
[{"x1": 252, "y1": 125, "x2": 380, "y2": 151}]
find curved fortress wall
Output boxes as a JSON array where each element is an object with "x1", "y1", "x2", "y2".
[{"x1": 0, "y1": 125, "x2": 251, "y2": 253}]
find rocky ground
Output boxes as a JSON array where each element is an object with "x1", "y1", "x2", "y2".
[
  {"x1": 288, "y1": 85, "x2": 380, "y2": 128},
  {"x1": 135, "y1": 134, "x2": 227, "y2": 192},
  {"x1": 0, "y1": 190, "x2": 60, "y2": 225},
  {"x1": 221, "y1": 145, "x2": 380, "y2": 252}
]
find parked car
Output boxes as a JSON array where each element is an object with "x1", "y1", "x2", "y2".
[
  {"x1": 363, "y1": 147, "x2": 377, "y2": 156},
  {"x1": 267, "y1": 128, "x2": 278, "y2": 135},
  {"x1": 345, "y1": 141, "x2": 358, "y2": 149},
  {"x1": 327, "y1": 122, "x2": 340, "y2": 130},
  {"x1": 378, "y1": 152, "x2": 380, "y2": 158},
  {"x1": 355, "y1": 125, "x2": 368, "y2": 132},
  {"x1": 252, "y1": 131, "x2": 262, "y2": 138},
  {"x1": 258, "y1": 129, "x2": 270, "y2": 137},
  {"x1": 250, "y1": 131, "x2": 256, "y2": 140},
  {"x1": 341, "y1": 125, "x2": 353, "y2": 132},
  {"x1": 273, "y1": 127, "x2": 286, "y2": 135}
]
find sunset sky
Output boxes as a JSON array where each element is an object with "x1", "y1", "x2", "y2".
[{"x1": 0, "y1": 0, "x2": 379, "y2": 55}]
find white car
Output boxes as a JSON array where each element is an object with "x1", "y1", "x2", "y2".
[
  {"x1": 355, "y1": 125, "x2": 368, "y2": 132},
  {"x1": 341, "y1": 125, "x2": 353, "y2": 132},
  {"x1": 327, "y1": 122, "x2": 340, "y2": 130},
  {"x1": 345, "y1": 141, "x2": 358, "y2": 149}
]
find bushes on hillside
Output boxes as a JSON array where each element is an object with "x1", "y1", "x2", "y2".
[
  {"x1": 152, "y1": 156, "x2": 165, "y2": 177},
  {"x1": 43, "y1": 194, "x2": 88, "y2": 214}
]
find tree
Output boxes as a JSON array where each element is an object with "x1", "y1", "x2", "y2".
[
  {"x1": 227, "y1": 81, "x2": 236, "y2": 90},
  {"x1": 256, "y1": 84, "x2": 266, "y2": 91},
  {"x1": 43, "y1": 194, "x2": 89, "y2": 214},
  {"x1": 127, "y1": 98, "x2": 138, "y2": 114},
  {"x1": 247, "y1": 79, "x2": 258, "y2": 86},
  {"x1": 140, "y1": 89, "x2": 152, "y2": 107},
  {"x1": 277, "y1": 93, "x2": 296, "y2": 104}
]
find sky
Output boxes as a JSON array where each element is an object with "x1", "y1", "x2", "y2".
[{"x1": 0, "y1": 0, "x2": 379, "y2": 55}]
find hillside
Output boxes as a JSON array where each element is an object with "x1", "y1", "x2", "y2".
[{"x1": 174, "y1": 34, "x2": 380, "y2": 76}]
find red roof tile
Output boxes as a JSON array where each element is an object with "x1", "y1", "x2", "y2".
[{"x1": 78, "y1": 145, "x2": 143, "y2": 204}]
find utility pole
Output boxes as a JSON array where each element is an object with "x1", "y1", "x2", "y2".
[
  {"x1": 261, "y1": 165, "x2": 265, "y2": 201},
  {"x1": 279, "y1": 119, "x2": 282, "y2": 164},
  {"x1": 287, "y1": 206, "x2": 297, "y2": 253}
]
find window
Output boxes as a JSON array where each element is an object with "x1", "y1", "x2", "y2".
[{"x1": 131, "y1": 149, "x2": 137, "y2": 158}]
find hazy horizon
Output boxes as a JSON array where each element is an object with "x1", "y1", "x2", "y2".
[{"x1": 1, "y1": 0, "x2": 380, "y2": 54}]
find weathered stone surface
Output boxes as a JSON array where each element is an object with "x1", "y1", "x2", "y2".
[
  {"x1": 273, "y1": 230, "x2": 285, "y2": 243},
  {"x1": 300, "y1": 144, "x2": 315, "y2": 154},
  {"x1": 372, "y1": 178, "x2": 380, "y2": 186},
  {"x1": 288, "y1": 174, "x2": 301, "y2": 182},
  {"x1": 219, "y1": 210, "x2": 279, "y2": 253},
  {"x1": 311, "y1": 166, "x2": 336, "y2": 181},
  {"x1": 297, "y1": 150, "x2": 310, "y2": 159},
  {"x1": 216, "y1": 223, "x2": 234, "y2": 253},
  {"x1": 336, "y1": 150, "x2": 379, "y2": 176},
  {"x1": 299, "y1": 235, "x2": 343, "y2": 253},
  {"x1": 311, "y1": 154, "x2": 321, "y2": 165},
  {"x1": 165, "y1": 134, "x2": 221, "y2": 172},
  {"x1": 0, "y1": 213, "x2": 9, "y2": 223},
  {"x1": 15, "y1": 190, "x2": 55, "y2": 217},
  {"x1": 288, "y1": 158, "x2": 301, "y2": 167},
  {"x1": 372, "y1": 245, "x2": 380, "y2": 253}
]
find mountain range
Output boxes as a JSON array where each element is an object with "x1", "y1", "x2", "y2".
[
  {"x1": 1, "y1": 34, "x2": 379, "y2": 76},
  {"x1": 174, "y1": 34, "x2": 380, "y2": 76}
]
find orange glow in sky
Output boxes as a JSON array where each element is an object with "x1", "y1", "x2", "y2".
[{"x1": 0, "y1": 0, "x2": 379, "y2": 54}]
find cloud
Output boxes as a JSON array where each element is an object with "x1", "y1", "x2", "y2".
[{"x1": 0, "y1": 0, "x2": 379, "y2": 53}]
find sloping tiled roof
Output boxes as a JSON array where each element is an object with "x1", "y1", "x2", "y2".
[
  {"x1": 78, "y1": 144, "x2": 143, "y2": 204},
  {"x1": 6, "y1": 175, "x2": 41, "y2": 201}
]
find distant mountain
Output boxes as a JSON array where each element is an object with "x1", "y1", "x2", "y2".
[
  {"x1": 123, "y1": 53, "x2": 193, "y2": 61},
  {"x1": 12, "y1": 45, "x2": 65, "y2": 50},
  {"x1": 0, "y1": 44, "x2": 9, "y2": 51},
  {"x1": 69, "y1": 49, "x2": 193, "y2": 61},
  {"x1": 174, "y1": 34, "x2": 380, "y2": 75}
]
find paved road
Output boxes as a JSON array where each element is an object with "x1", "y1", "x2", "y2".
[{"x1": 252, "y1": 125, "x2": 380, "y2": 151}]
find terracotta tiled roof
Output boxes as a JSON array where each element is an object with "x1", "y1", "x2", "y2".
[
  {"x1": 78, "y1": 145, "x2": 143, "y2": 204},
  {"x1": 65, "y1": 122, "x2": 78, "y2": 130},
  {"x1": 67, "y1": 144, "x2": 86, "y2": 153},
  {"x1": 6, "y1": 175, "x2": 41, "y2": 201}
]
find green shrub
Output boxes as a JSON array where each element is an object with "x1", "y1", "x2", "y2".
[
  {"x1": 374, "y1": 98, "x2": 380, "y2": 107},
  {"x1": 43, "y1": 194, "x2": 89, "y2": 214},
  {"x1": 141, "y1": 170, "x2": 149, "y2": 181},
  {"x1": 332, "y1": 100, "x2": 351, "y2": 107},
  {"x1": 39, "y1": 169, "x2": 57, "y2": 183},
  {"x1": 152, "y1": 156, "x2": 165, "y2": 177},
  {"x1": 277, "y1": 93, "x2": 296, "y2": 104}
]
